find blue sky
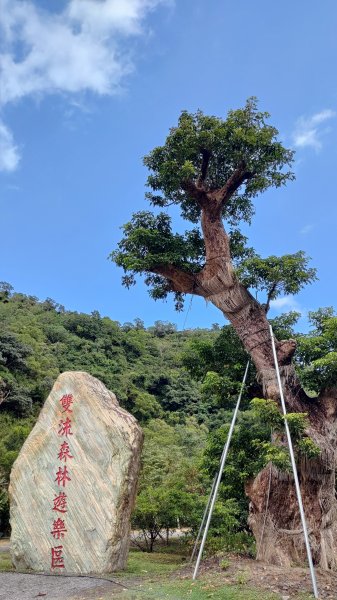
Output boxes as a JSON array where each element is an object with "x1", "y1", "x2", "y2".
[{"x1": 1, "y1": 0, "x2": 336, "y2": 330}]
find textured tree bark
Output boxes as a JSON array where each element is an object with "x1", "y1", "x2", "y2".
[
  {"x1": 200, "y1": 235, "x2": 337, "y2": 568},
  {"x1": 246, "y1": 388, "x2": 337, "y2": 570},
  {"x1": 151, "y1": 205, "x2": 337, "y2": 569}
]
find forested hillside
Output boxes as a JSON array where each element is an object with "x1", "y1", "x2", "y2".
[
  {"x1": 1, "y1": 282, "x2": 336, "y2": 555},
  {"x1": 0, "y1": 282, "x2": 226, "y2": 539},
  {"x1": 0, "y1": 282, "x2": 213, "y2": 422}
]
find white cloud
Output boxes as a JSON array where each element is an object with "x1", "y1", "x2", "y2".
[
  {"x1": 0, "y1": 0, "x2": 170, "y2": 171},
  {"x1": 299, "y1": 224, "x2": 314, "y2": 235},
  {"x1": 292, "y1": 109, "x2": 335, "y2": 151},
  {"x1": 270, "y1": 295, "x2": 301, "y2": 312},
  {"x1": 66, "y1": 0, "x2": 164, "y2": 37},
  {"x1": 0, "y1": 120, "x2": 20, "y2": 171}
]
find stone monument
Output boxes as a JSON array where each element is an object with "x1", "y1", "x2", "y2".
[{"x1": 9, "y1": 371, "x2": 143, "y2": 573}]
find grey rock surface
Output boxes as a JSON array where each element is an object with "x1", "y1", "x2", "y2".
[{"x1": 9, "y1": 372, "x2": 143, "y2": 574}]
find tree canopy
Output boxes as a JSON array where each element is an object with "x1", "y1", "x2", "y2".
[{"x1": 111, "y1": 98, "x2": 315, "y2": 312}]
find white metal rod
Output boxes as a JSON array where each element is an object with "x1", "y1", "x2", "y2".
[
  {"x1": 192, "y1": 360, "x2": 250, "y2": 580},
  {"x1": 191, "y1": 413, "x2": 244, "y2": 565},
  {"x1": 190, "y1": 475, "x2": 217, "y2": 564},
  {"x1": 269, "y1": 324, "x2": 319, "y2": 599},
  {"x1": 190, "y1": 435, "x2": 233, "y2": 564}
]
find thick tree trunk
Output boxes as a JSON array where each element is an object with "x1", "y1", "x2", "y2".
[
  {"x1": 153, "y1": 205, "x2": 337, "y2": 569},
  {"x1": 246, "y1": 453, "x2": 337, "y2": 570},
  {"x1": 192, "y1": 208, "x2": 337, "y2": 570},
  {"x1": 210, "y1": 287, "x2": 337, "y2": 569},
  {"x1": 203, "y1": 276, "x2": 337, "y2": 566},
  {"x1": 246, "y1": 387, "x2": 337, "y2": 569}
]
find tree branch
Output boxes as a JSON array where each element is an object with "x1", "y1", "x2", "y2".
[
  {"x1": 277, "y1": 339, "x2": 297, "y2": 365},
  {"x1": 182, "y1": 154, "x2": 252, "y2": 214},
  {"x1": 264, "y1": 281, "x2": 278, "y2": 314},
  {"x1": 214, "y1": 161, "x2": 254, "y2": 206},
  {"x1": 198, "y1": 149, "x2": 211, "y2": 184},
  {"x1": 181, "y1": 180, "x2": 209, "y2": 208},
  {"x1": 152, "y1": 265, "x2": 203, "y2": 295}
]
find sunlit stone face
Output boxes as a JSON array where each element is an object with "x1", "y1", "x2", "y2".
[{"x1": 9, "y1": 371, "x2": 143, "y2": 574}]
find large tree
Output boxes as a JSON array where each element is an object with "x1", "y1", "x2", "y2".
[{"x1": 111, "y1": 98, "x2": 337, "y2": 569}]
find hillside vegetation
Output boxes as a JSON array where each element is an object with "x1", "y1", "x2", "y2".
[{"x1": 1, "y1": 282, "x2": 336, "y2": 562}]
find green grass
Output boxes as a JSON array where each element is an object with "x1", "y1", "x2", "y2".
[
  {"x1": 0, "y1": 552, "x2": 13, "y2": 571},
  {"x1": 117, "y1": 580, "x2": 282, "y2": 599},
  {"x1": 108, "y1": 550, "x2": 315, "y2": 600},
  {"x1": 109, "y1": 551, "x2": 305, "y2": 599},
  {"x1": 123, "y1": 550, "x2": 185, "y2": 576}
]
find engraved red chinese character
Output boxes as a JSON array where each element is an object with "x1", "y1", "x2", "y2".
[
  {"x1": 58, "y1": 441, "x2": 73, "y2": 462},
  {"x1": 51, "y1": 545, "x2": 65, "y2": 568},
  {"x1": 55, "y1": 465, "x2": 71, "y2": 487},
  {"x1": 58, "y1": 417, "x2": 73, "y2": 437},
  {"x1": 52, "y1": 492, "x2": 68, "y2": 513},
  {"x1": 51, "y1": 518, "x2": 67, "y2": 539},
  {"x1": 60, "y1": 394, "x2": 73, "y2": 413}
]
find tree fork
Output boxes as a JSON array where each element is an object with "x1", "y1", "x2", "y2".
[{"x1": 152, "y1": 207, "x2": 298, "y2": 391}]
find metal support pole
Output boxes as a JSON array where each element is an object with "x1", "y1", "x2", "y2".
[
  {"x1": 269, "y1": 324, "x2": 319, "y2": 599},
  {"x1": 190, "y1": 475, "x2": 217, "y2": 564},
  {"x1": 191, "y1": 425, "x2": 239, "y2": 564},
  {"x1": 192, "y1": 361, "x2": 250, "y2": 580},
  {"x1": 191, "y1": 414, "x2": 245, "y2": 565}
]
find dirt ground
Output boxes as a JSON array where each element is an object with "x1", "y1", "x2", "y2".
[{"x1": 178, "y1": 554, "x2": 337, "y2": 599}]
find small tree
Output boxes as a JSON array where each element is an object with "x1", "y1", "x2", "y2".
[
  {"x1": 111, "y1": 98, "x2": 337, "y2": 569},
  {"x1": 132, "y1": 419, "x2": 207, "y2": 551}
]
